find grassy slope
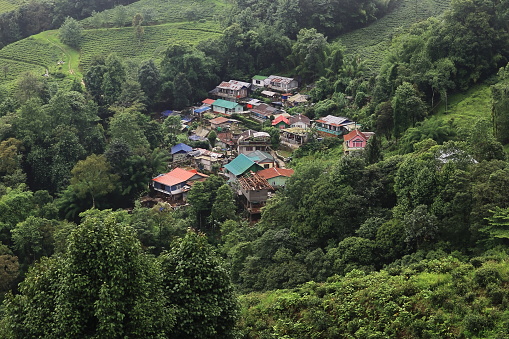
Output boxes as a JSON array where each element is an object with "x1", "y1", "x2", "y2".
[
  {"x1": 80, "y1": 21, "x2": 222, "y2": 71},
  {"x1": 0, "y1": 0, "x2": 226, "y2": 88},
  {"x1": 339, "y1": 0, "x2": 451, "y2": 73},
  {"x1": 0, "y1": 0, "x2": 19, "y2": 15},
  {"x1": 81, "y1": 0, "x2": 228, "y2": 27},
  {"x1": 432, "y1": 84, "x2": 493, "y2": 131}
]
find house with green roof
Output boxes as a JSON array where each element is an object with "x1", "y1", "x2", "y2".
[
  {"x1": 245, "y1": 150, "x2": 275, "y2": 169},
  {"x1": 212, "y1": 99, "x2": 243, "y2": 116},
  {"x1": 252, "y1": 75, "x2": 268, "y2": 89},
  {"x1": 224, "y1": 154, "x2": 263, "y2": 182}
]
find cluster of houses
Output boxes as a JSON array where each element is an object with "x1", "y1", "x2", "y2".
[{"x1": 150, "y1": 74, "x2": 374, "y2": 217}]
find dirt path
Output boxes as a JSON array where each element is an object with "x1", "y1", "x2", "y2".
[{"x1": 44, "y1": 35, "x2": 75, "y2": 75}]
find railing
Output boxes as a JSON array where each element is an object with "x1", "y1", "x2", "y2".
[{"x1": 315, "y1": 125, "x2": 343, "y2": 136}]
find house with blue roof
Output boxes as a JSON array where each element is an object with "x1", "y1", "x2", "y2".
[{"x1": 171, "y1": 143, "x2": 192, "y2": 162}]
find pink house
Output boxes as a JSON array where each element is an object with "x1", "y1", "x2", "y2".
[{"x1": 343, "y1": 130, "x2": 375, "y2": 154}]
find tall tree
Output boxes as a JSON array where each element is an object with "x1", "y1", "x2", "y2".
[
  {"x1": 59, "y1": 17, "x2": 83, "y2": 49},
  {"x1": 160, "y1": 230, "x2": 238, "y2": 339},
  {"x1": 69, "y1": 154, "x2": 118, "y2": 208}
]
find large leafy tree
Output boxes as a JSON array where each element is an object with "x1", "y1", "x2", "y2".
[
  {"x1": 69, "y1": 154, "x2": 118, "y2": 208},
  {"x1": 160, "y1": 230, "x2": 238, "y2": 339},
  {"x1": 2, "y1": 209, "x2": 172, "y2": 338},
  {"x1": 59, "y1": 17, "x2": 83, "y2": 49}
]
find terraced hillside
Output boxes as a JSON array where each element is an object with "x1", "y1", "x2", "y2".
[
  {"x1": 340, "y1": 0, "x2": 452, "y2": 73},
  {"x1": 81, "y1": 0, "x2": 228, "y2": 28},
  {"x1": 0, "y1": 0, "x2": 20, "y2": 15},
  {"x1": 80, "y1": 21, "x2": 222, "y2": 70}
]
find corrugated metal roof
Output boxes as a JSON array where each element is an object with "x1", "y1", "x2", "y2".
[
  {"x1": 171, "y1": 143, "x2": 192, "y2": 154},
  {"x1": 253, "y1": 75, "x2": 268, "y2": 81},
  {"x1": 217, "y1": 80, "x2": 251, "y2": 91},
  {"x1": 258, "y1": 167, "x2": 294, "y2": 179},
  {"x1": 152, "y1": 168, "x2": 207, "y2": 187},
  {"x1": 315, "y1": 115, "x2": 351, "y2": 127},
  {"x1": 246, "y1": 150, "x2": 274, "y2": 163},
  {"x1": 213, "y1": 99, "x2": 240, "y2": 109},
  {"x1": 272, "y1": 115, "x2": 290, "y2": 126},
  {"x1": 202, "y1": 98, "x2": 215, "y2": 105},
  {"x1": 224, "y1": 154, "x2": 262, "y2": 176}
]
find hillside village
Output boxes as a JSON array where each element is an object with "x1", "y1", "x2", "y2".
[
  {"x1": 4, "y1": 0, "x2": 509, "y2": 337},
  {"x1": 149, "y1": 74, "x2": 373, "y2": 220}
]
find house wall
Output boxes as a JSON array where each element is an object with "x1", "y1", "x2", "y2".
[
  {"x1": 172, "y1": 153, "x2": 188, "y2": 162},
  {"x1": 291, "y1": 121, "x2": 309, "y2": 129},
  {"x1": 268, "y1": 176, "x2": 289, "y2": 187},
  {"x1": 241, "y1": 188, "x2": 269, "y2": 202},
  {"x1": 238, "y1": 144, "x2": 270, "y2": 155}
]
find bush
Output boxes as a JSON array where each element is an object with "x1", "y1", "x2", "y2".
[{"x1": 474, "y1": 266, "x2": 501, "y2": 287}]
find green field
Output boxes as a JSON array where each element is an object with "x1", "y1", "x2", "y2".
[
  {"x1": 432, "y1": 83, "x2": 492, "y2": 131},
  {"x1": 80, "y1": 21, "x2": 222, "y2": 71},
  {"x1": 0, "y1": 0, "x2": 20, "y2": 15},
  {"x1": 339, "y1": 0, "x2": 451, "y2": 73},
  {"x1": 81, "y1": 0, "x2": 229, "y2": 28}
]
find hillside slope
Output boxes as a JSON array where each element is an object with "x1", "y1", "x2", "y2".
[{"x1": 339, "y1": 0, "x2": 451, "y2": 73}]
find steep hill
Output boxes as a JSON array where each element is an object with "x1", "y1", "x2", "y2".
[
  {"x1": 0, "y1": 0, "x2": 20, "y2": 15},
  {"x1": 339, "y1": 0, "x2": 452, "y2": 73}
]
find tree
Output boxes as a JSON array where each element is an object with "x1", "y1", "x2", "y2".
[
  {"x1": 113, "y1": 5, "x2": 128, "y2": 27},
  {"x1": 210, "y1": 184, "x2": 236, "y2": 224},
  {"x1": 69, "y1": 154, "x2": 118, "y2": 208},
  {"x1": 290, "y1": 28, "x2": 328, "y2": 82},
  {"x1": 492, "y1": 64, "x2": 509, "y2": 144},
  {"x1": 138, "y1": 59, "x2": 160, "y2": 104},
  {"x1": 132, "y1": 13, "x2": 144, "y2": 41},
  {"x1": 392, "y1": 82, "x2": 426, "y2": 139},
  {"x1": 59, "y1": 17, "x2": 83, "y2": 49},
  {"x1": 484, "y1": 206, "x2": 509, "y2": 241},
  {"x1": 160, "y1": 230, "x2": 238, "y2": 339},
  {"x1": 208, "y1": 130, "x2": 217, "y2": 148},
  {"x1": 101, "y1": 54, "x2": 126, "y2": 105},
  {"x1": 2, "y1": 209, "x2": 172, "y2": 338}
]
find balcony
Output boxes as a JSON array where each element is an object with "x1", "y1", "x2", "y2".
[{"x1": 315, "y1": 125, "x2": 343, "y2": 136}]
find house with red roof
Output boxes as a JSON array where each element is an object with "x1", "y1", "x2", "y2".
[
  {"x1": 343, "y1": 130, "x2": 375, "y2": 154},
  {"x1": 257, "y1": 167, "x2": 294, "y2": 187},
  {"x1": 272, "y1": 115, "x2": 290, "y2": 129},
  {"x1": 152, "y1": 168, "x2": 208, "y2": 200}
]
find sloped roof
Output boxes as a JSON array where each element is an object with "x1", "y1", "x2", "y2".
[
  {"x1": 224, "y1": 154, "x2": 262, "y2": 176},
  {"x1": 289, "y1": 114, "x2": 310, "y2": 125},
  {"x1": 152, "y1": 168, "x2": 208, "y2": 187},
  {"x1": 268, "y1": 75, "x2": 295, "y2": 84},
  {"x1": 253, "y1": 75, "x2": 268, "y2": 81},
  {"x1": 315, "y1": 115, "x2": 352, "y2": 127},
  {"x1": 194, "y1": 106, "x2": 211, "y2": 114},
  {"x1": 202, "y1": 98, "x2": 215, "y2": 105},
  {"x1": 258, "y1": 167, "x2": 295, "y2": 179},
  {"x1": 246, "y1": 150, "x2": 274, "y2": 163},
  {"x1": 210, "y1": 117, "x2": 230, "y2": 125},
  {"x1": 171, "y1": 143, "x2": 192, "y2": 154},
  {"x1": 343, "y1": 129, "x2": 374, "y2": 142},
  {"x1": 272, "y1": 115, "x2": 290, "y2": 126},
  {"x1": 217, "y1": 80, "x2": 251, "y2": 90},
  {"x1": 213, "y1": 99, "x2": 240, "y2": 109},
  {"x1": 288, "y1": 93, "x2": 309, "y2": 103},
  {"x1": 249, "y1": 103, "x2": 277, "y2": 117}
]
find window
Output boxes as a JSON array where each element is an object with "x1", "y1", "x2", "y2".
[{"x1": 264, "y1": 164, "x2": 270, "y2": 168}]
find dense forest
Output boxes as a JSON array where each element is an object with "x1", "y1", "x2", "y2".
[{"x1": 1, "y1": 0, "x2": 509, "y2": 337}]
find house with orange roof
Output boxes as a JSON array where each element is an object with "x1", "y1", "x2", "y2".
[
  {"x1": 257, "y1": 167, "x2": 294, "y2": 187},
  {"x1": 343, "y1": 130, "x2": 375, "y2": 154},
  {"x1": 152, "y1": 168, "x2": 208, "y2": 200}
]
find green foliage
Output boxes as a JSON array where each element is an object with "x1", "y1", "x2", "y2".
[
  {"x1": 238, "y1": 254, "x2": 509, "y2": 338},
  {"x1": 59, "y1": 17, "x2": 83, "y2": 49},
  {"x1": 160, "y1": 230, "x2": 238, "y2": 339}
]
